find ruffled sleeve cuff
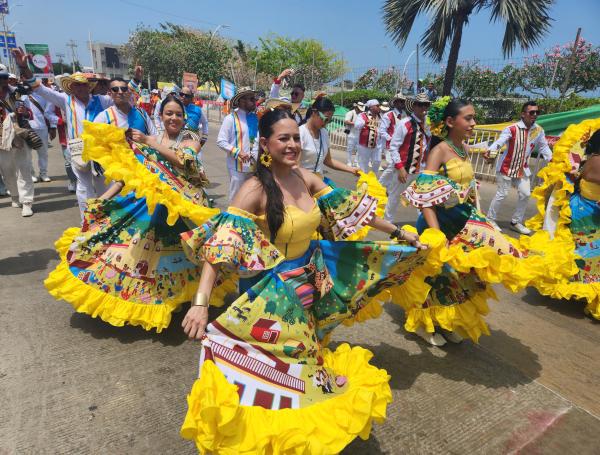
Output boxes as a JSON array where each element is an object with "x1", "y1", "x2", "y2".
[
  {"x1": 180, "y1": 207, "x2": 284, "y2": 275},
  {"x1": 316, "y1": 183, "x2": 378, "y2": 240},
  {"x1": 402, "y1": 171, "x2": 469, "y2": 209}
]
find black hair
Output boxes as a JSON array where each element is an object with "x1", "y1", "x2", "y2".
[
  {"x1": 110, "y1": 77, "x2": 127, "y2": 84},
  {"x1": 522, "y1": 100, "x2": 538, "y2": 112},
  {"x1": 303, "y1": 96, "x2": 335, "y2": 124},
  {"x1": 159, "y1": 94, "x2": 185, "y2": 116},
  {"x1": 292, "y1": 83, "x2": 305, "y2": 92},
  {"x1": 585, "y1": 129, "x2": 600, "y2": 156},
  {"x1": 443, "y1": 99, "x2": 472, "y2": 133},
  {"x1": 257, "y1": 90, "x2": 266, "y2": 98},
  {"x1": 256, "y1": 108, "x2": 296, "y2": 241}
]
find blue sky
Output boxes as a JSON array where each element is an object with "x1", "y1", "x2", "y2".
[{"x1": 8, "y1": 0, "x2": 600, "y2": 74}]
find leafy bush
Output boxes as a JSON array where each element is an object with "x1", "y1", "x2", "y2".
[
  {"x1": 536, "y1": 94, "x2": 600, "y2": 115},
  {"x1": 329, "y1": 89, "x2": 394, "y2": 108}
]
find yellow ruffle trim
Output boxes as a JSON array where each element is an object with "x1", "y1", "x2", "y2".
[
  {"x1": 346, "y1": 171, "x2": 388, "y2": 241},
  {"x1": 526, "y1": 119, "x2": 600, "y2": 319},
  {"x1": 45, "y1": 227, "x2": 198, "y2": 332},
  {"x1": 380, "y1": 225, "x2": 577, "y2": 342},
  {"x1": 81, "y1": 121, "x2": 220, "y2": 226},
  {"x1": 180, "y1": 343, "x2": 392, "y2": 454}
]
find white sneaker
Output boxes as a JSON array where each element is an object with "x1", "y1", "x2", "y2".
[
  {"x1": 40, "y1": 175, "x2": 51, "y2": 182},
  {"x1": 67, "y1": 181, "x2": 76, "y2": 193},
  {"x1": 510, "y1": 222, "x2": 533, "y2": 236},
  {"x1": 11, "y1": 199, "x2": 20, "y2": 208},
  {"x1": 441, "y1": 329, "x2": 463, "y2": 344},
  {"x1": 32, "y1": 175, "x2": 39, "y2": 183},
  {"x1": 21, "y1": 204, "x2": 33, "y2": 217},
  {"x1": 488, "y1": 219, "x2": 502, "y2": 232},
  {"x1": 414, "y1": 327, "x2": 447, "y2": 346}
]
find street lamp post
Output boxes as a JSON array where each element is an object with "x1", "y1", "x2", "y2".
[{"x1": 207, "y1": 24, "x2": 230, "y2": 47}]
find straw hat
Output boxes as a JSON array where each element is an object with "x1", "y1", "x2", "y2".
[
  {"x1": 380, "y1": 101, "x2": 390, "y2": 112},
  {"x1": 231, "y1": 86, "x2": 258, "y2": 108},
  {"x1": 59, "y1": 72, "x2": 96, "y2": 95},
  {"x1": 355, "y1": 101, "x2": 365, "y2": 111},
  {"x1": 392, "y1": 92, "x2": 406, "y2": 102},
  {"x1": 405, "y1": 93, "x2": 431, "y2": 113},
  {"x1": 263, "y1": 97, "x2": 292, "y2": 111}
]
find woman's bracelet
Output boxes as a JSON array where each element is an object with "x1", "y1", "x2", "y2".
[
  {"x1": 192, "y1": 292, "x2": 209, "y2": 307},
  {"x1": 389, "y1": 228, "x2": 405, "y2": 241}
]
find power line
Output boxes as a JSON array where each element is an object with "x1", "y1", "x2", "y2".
[{"x1": 66, "y1": 39, "x2": 78, "y2": 73}]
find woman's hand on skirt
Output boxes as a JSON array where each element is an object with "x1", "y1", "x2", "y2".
[
  {"x1": 182, "y1": 306, "x2": 209, "y2": 340},
  {"x1": 403, "y1": 230, "x2": 428, "y2": 250}
]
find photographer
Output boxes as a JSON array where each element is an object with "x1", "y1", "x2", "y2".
[{"x1": 0, "y1": 64, "x2": 35, "y2": 217}]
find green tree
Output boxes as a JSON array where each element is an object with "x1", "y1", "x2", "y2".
[
  {"x1": 517, "y1": 39, "x2": 600, "y2": 98},
  {"x1": 249, "y1": 34, "x2": 345, "y2": 92},
  {"x1": 126, "y1": 23, "x2": 231, "y2": 91},
  {"x1": 452, "y1": 62, "x2": 520, "y2": 98},
  {"x1": 382, "y1": 0, "x2": 553, "y2": 96}
]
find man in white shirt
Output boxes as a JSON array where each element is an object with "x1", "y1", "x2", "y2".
[
  {"x1": 344, "y1": 103, "x2": 363, "y2": 166},
  {"x1": 216, "y1": 87, "x2": 259, "y2": 202},
  {"x1": 269, "y1": 68, "x2": 305, "y2": 124},
  {"x1": 0, "y1": 64, "x2": 35, "y2": 216},
  {"x1": 354, "y1": 99, "x2": 383, "y2": 174},
  {"x1": 484, "y1": 101, "x2": 552, "y2": 235},
  {"x1": 14, "y1": 47, "x2": 143, "y2": 218},
  {"x1": 23, "y1": 88, "x2": 59, "y2": 182},
  {"x1": 94, "y1": 77, "x2": 156, "y2": 136},
  {"x1": 378, "y1": 93, "x2": 407, "y2": 164},
  {"x1": 380, "y1": 93, "x2": 431, "y2": 222}
]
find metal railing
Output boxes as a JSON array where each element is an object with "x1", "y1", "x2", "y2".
[{"x1": 202, "y1": 105, "x2": 549, "y2": 188}]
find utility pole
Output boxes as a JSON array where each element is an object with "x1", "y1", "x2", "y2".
[
  {"x1": 559, "y1": 27, "x2": 582, "y2": 105},
  {"x1": 66, "y1": 40, "x2": 79, "y2": 73},
  {"x1": 415, "y1": 44, "x2": 419, "y2": 95},
  {"x1": 56, "y1": 52, "x2": 65, "y2": 74},
  {"x1": 87, "y1": 30, "x2": 95, "y2": 73}
]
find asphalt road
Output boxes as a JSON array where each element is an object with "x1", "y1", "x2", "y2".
[{"x1": 0, "y1": 125, "x2": 598, "y2": 454}]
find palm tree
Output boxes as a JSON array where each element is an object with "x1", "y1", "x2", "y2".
[{"x1": 382, "y1": 0, "x2": 553, "y2": 96}]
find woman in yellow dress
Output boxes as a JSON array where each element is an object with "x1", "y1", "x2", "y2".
[
  {"x1": 178, "y1": 108, "x2": 435, "y2": 453},
  {"x1": 527, "y1": 121, "x2": 600, "y2": 318},
  {"x1": 401, "y1": 99, "x2": 575, "y2": 345}
]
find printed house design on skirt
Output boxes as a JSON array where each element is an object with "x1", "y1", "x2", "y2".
[
  {"x1": 251, "y1": 318, "x2": 281, "y2": 343},
  {"x1": 205, "y1": 321, "x2": 306, "y2": 409}
]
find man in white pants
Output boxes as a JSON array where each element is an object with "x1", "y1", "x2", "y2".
[
  {"x1": 14, "y1": 47, "x2": 143, "y2": 220},
  {"x1": 485, "y1": 101, "x2": 552, "y2": 235},
  {"x1": 24, "y1": 86, "x2": 58, "y2": 182},
  {"x1": 0, "y1": 64, "x2": 35, "y2": 216},
  {"x1": 378, "y1": 93, "x2": 407, "y2": 164},
  {"x1": 380, "y1": 93, "x2": 431, "y2": 222},
  {"x1": 354, "y1": 99, "x2": 382, "y2": 174},
  {"x1": 216, "y1": 87, "x2": 259, "y2": 202},
  {"x1": 344, "y1": 102, "x2": 363, "y2": 166}
]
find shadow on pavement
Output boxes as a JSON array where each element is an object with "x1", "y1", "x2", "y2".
[
  {"x1": 520, "y1": 287, "x2": 590, "y2": 320},
  {"x1": 342, "y1": 433, "x2": 383, "y2": 454},
  {"x1": 376, "y1": 304, "x2": 541, "y2": 389},
  {"x1": 33, "y1": 199, "x2": 78, "y2": 213},
  {"x1": 68, "y1": 302, "x2": 230, "y2": 347},
  {"x1": 0, "y1": 248, "x2": 58, "y2": 275}
]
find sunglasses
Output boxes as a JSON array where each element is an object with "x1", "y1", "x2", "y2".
[
  {"x1": 110, "y1": 86, "x2": 129, "y2": 93},
  {"x1": 181, "y1": 93, "x2": 193, "y2": 98},
  {"x1": 318, "y1": 111, "x2": 332, "y2": 124},
  {"x1": 526, "y1": 110, "x2": 539, "y2": 115}
]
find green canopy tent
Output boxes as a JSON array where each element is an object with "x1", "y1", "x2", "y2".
[{"x1": 537, "y1": 104, "x2": 600, "y2": 136}]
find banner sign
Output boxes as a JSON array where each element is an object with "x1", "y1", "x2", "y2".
[
  {"x1": 0, "y1": 32, "x2": 16, "y2": 49},
  {"x1": 220, "y1": 78, "x2": 235, "y2": 100},
  {"x1": 182, "y1": 72, "x2": 198, "y2": 92},
  {"x1": 24, "y1": 43, "x2": 53, "y2": 77}
]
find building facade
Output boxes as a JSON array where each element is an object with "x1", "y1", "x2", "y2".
[{"x1": 90, "y1": 42, "x2": 131, "y2": 79}]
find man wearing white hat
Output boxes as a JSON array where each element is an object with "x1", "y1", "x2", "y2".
[
  {"x1": 380, "y1": 93, "x2": 431, "y2": 222},
  {"x1": 216, "y1": 87, "x2": 259, "y2": 201},
  {"x1": 353, "y1": 99, "x2": 382, "y2": 174},
  {"x1": 343, "y1": 102, "x2": 363, "y2": 166},
  {"x1": 13, "y1": 47, "x2": 144, "y2": 219},
  {"x1": 378, "y1": 93, "x2": 407, "y2": 164}
]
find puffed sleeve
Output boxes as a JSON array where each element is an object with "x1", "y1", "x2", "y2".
[
  {"x1": 401, "y1": 171, "x2": 475, "y2": 209},
  {"x1": 316, "y1": 183, "x2": 378, "y2": 240},
  {"x1": 181, "y1": 206, "x2": 284, "y2": 276}
]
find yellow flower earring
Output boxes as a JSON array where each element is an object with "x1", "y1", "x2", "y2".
[{"x1": 260, "y1": 149, "x2": 273, "y2": 168}]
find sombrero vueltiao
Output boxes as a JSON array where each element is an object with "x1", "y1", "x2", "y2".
[
  {"x1": 59, "y1": 72, "x2": 96, "y2": 95},
  {"x1": 231, "y1": 86, "x2": 258, "y2": 108},
  {"x1": 405, "y1": 92, "x2": 431, "y2": 114}
]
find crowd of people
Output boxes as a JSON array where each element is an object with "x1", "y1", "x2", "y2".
[{"x1": 3, "y1": 47, "x2": 599, "y2": 453}]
